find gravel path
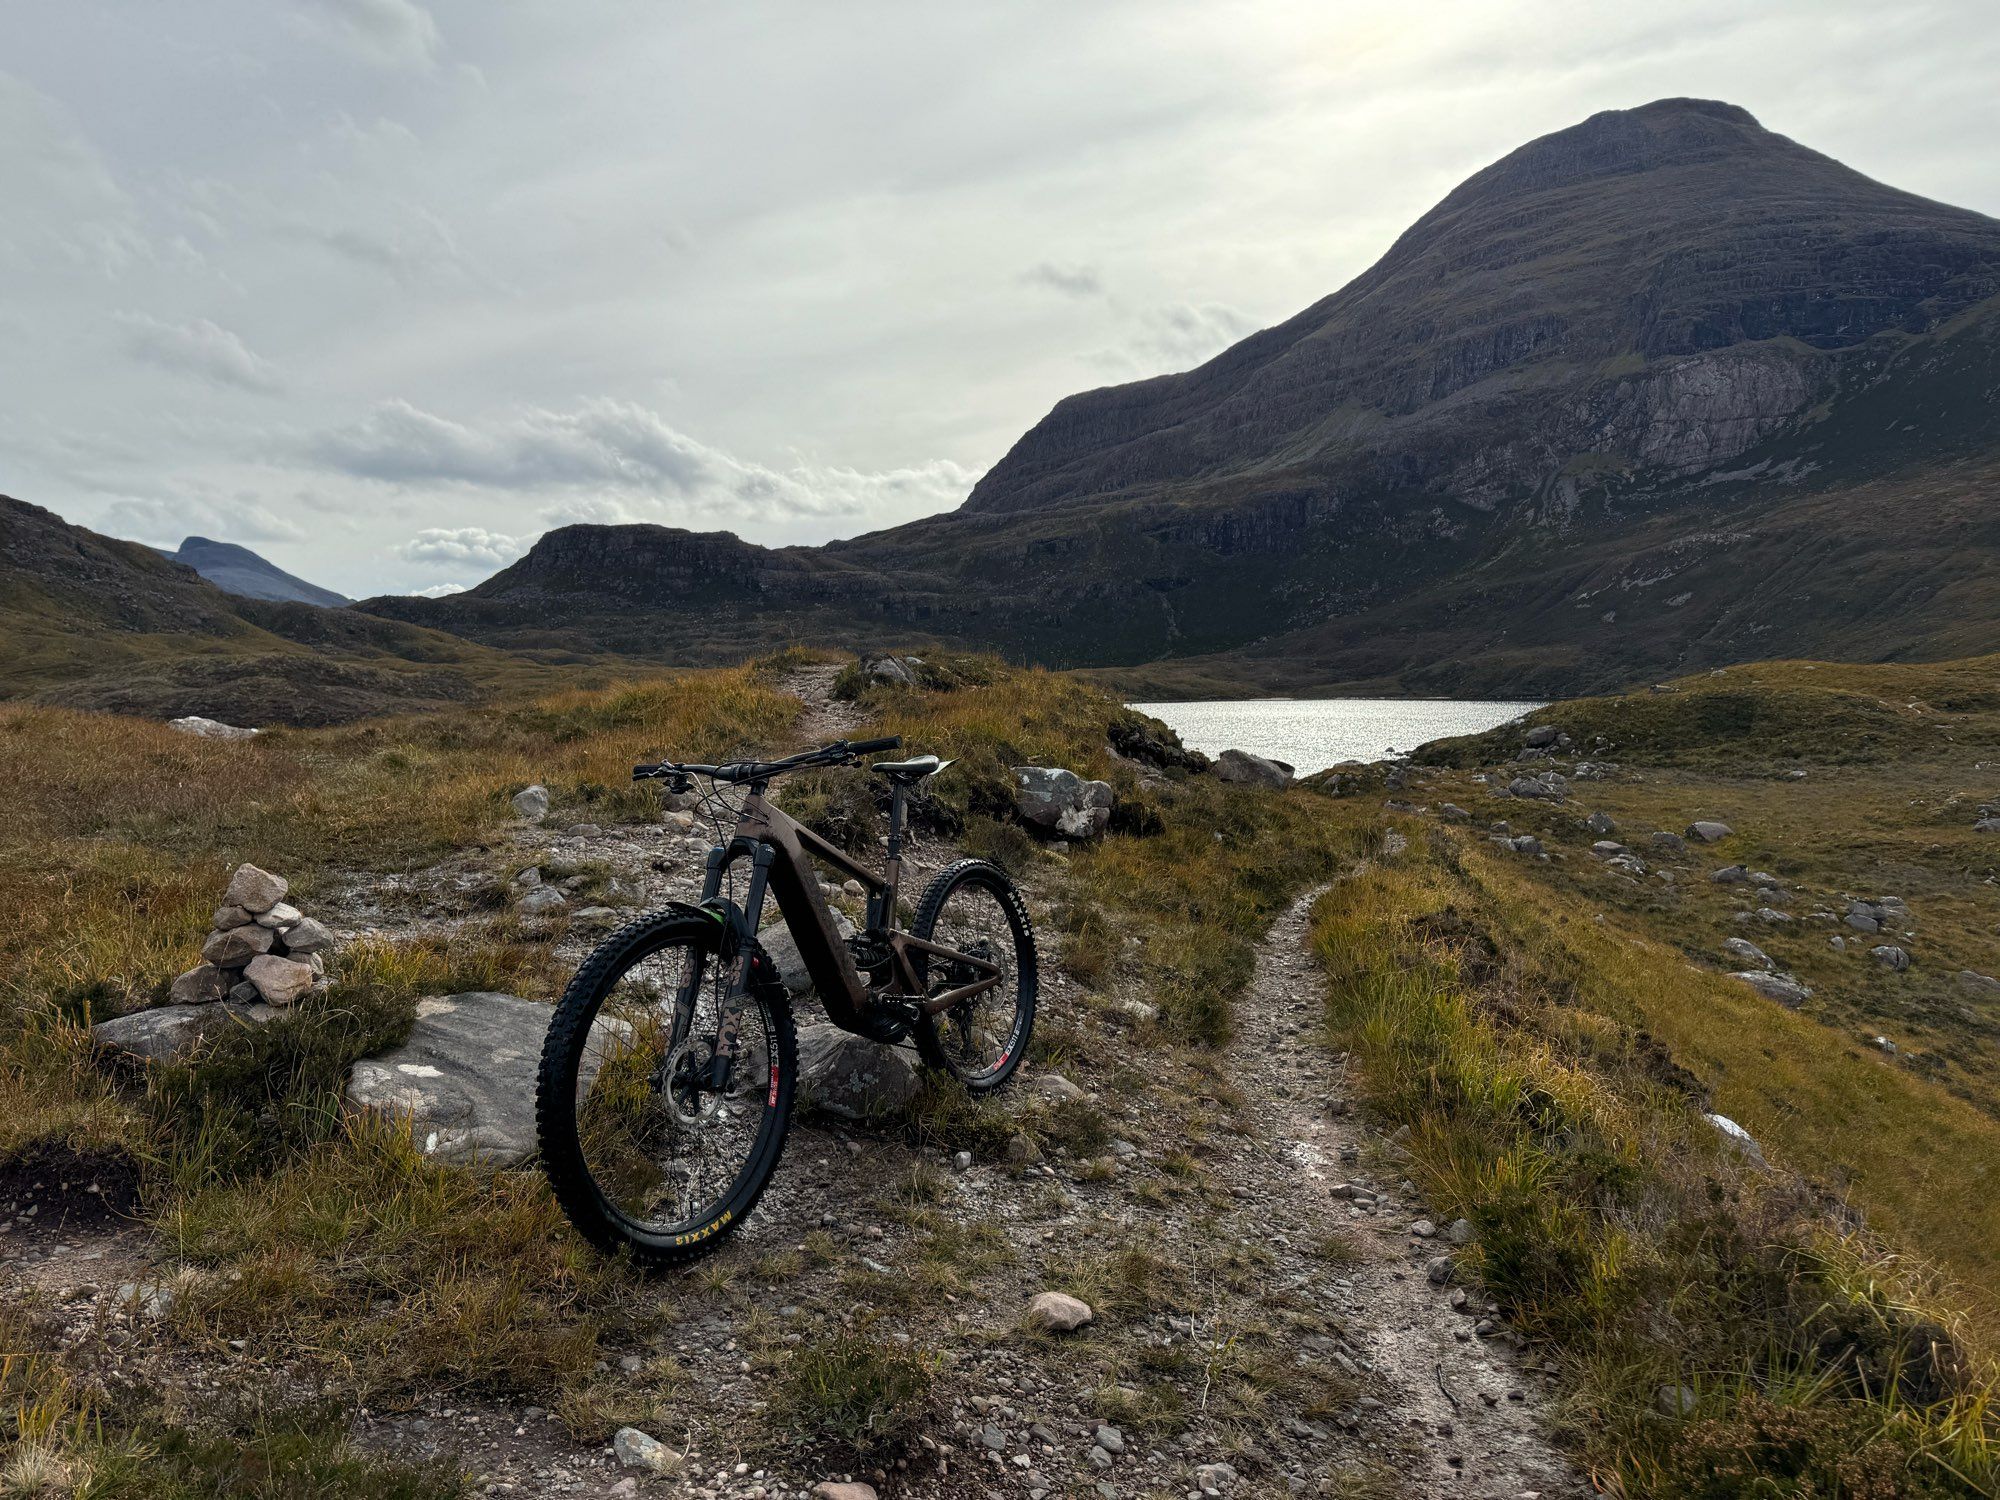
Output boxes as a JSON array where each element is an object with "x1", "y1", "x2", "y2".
[{"x1": 1213, "y1": 881, "x2": 1582, "y2": 1498}]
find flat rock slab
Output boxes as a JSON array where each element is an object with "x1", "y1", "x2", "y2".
[
  {"x1": 345, "y1": 992, "x2": 553, "y2": 1166},
  {"x1": 93, "y1": 1001, "x2": 284, "y2": 1064}
]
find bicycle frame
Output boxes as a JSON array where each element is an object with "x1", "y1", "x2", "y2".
[{"x1": 699, "y1": 779, "x2": 1002, "y2": 1044}]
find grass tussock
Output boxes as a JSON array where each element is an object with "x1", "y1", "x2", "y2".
[
  {"x1": 1311, "y1": 838, "x2": 1999, "y2": 1495},
  {"x1": 769, "y1": 1332, "x2": 936, "y2": 1460}
]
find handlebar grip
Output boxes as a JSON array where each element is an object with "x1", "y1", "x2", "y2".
[
  {"x1": 632, "y1": 763, "x2": 661, "y2": 781},
  {"x1": 849, "y1": 736, "x2": 902, "y2": 754}
]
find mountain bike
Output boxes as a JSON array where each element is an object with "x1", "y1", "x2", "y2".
[{"x1": 535, "y1": 736, "x2": 1037, "y2": 1265}]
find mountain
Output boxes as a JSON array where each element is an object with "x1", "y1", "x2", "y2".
[
  {"x1": 0, "y1": 496, "x2": 570, "y2": 724},
  {"x1": 367, "y1": 99, "x2": 2000, "y2": 695},
  {"x1": 162, "y1": 536, "x2": 350, "y2": 607}
]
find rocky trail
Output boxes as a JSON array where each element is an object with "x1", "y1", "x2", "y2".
[{"x1": 6, "y1": 671, "x2": 1584, "y2": 1499}]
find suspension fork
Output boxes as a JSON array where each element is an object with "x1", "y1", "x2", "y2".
[{"x1": 704, "y1": 840, "x2": 775, "y2": 1069}]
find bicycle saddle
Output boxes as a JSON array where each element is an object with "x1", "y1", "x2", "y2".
[{"x1": 869, "y1": 754, "x2": 949, "y2": 782}]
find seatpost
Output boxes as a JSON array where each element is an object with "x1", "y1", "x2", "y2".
[{"x1": 876, "y1": 783, "x2": 907, "y2": 926}]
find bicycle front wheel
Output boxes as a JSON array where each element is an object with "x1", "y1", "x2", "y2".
[
  {"x1": 536, "y1": 912, "x2": 796, "y2": 1266},
  {"x1": 910, "y1": 859, "x2": 1037, "y2": 1091}
]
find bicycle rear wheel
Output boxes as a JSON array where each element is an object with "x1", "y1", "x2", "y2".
[
  {"x1": 536, "y1": 912, "x2": 796, "y2": 1266},
  {"x1": 910, "y1": 859, "x2": 1037, "y2": 1091}
]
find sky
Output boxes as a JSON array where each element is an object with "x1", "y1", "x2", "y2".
[{"x1": 3, "y1": 1, "x2": 1997, "y2": 598}]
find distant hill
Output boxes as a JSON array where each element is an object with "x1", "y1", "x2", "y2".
[
  {"x1": 162, "y1": 536, "x2": 350, "y2": 607},
  {"x1": 0, "y1": 496, "x2": 573, "y2": 724},
  {"x1": 366, "y1": 99, "x2": 2000, "y2": 696}
]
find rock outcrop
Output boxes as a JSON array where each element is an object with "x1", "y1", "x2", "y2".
[{"x1": 1012, "y1": 766, "x2": 1115, "y2": 838}]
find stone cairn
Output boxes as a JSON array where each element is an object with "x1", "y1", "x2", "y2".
[{"x1": 170, "y1": 863, "x2": 334, "y2": 1008}]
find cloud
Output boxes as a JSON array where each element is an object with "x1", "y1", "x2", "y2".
[
  {"x1": 302, "y1": 0, "x2": 441, "y2": 69},
  {"x1": 410, "y1": 581, "x2": 467, "y2": 597},
  {"x1": 309, "y1": 398, "x2": 976, "y2": 526},
  {"x1": 399, "y1": 526, "x2": 526, "y2": 568},
  {"x1": 116, "y1": 313, "x2": 284, "y2": 393},
  {"x1": 1086, "y1": 300, "x2": 1261, "y2": 376},
  {"x1": 1019, "y1": 260, "x2": 1106, "y2": 298},
  {"x1": 96, "y1": 490, "x2": 304, "y2": 546}
]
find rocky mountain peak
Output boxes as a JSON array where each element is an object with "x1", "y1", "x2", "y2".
[{"x1": 1447, "y1": 98, "x2": 1778, "y2": 204}]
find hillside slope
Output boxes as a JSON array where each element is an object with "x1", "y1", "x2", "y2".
[
  {"x1": 366, "y1": 99, "x2": 2000, "y2": 695},
  {"x1": 0, "y1": 496, "x2": 574, "y2": 723}
]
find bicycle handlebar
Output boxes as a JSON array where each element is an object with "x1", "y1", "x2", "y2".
[{"x1": 632, "y1": 734, "x2": 903, "y2": 786}]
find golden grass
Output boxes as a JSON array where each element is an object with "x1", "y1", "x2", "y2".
[{"x1": 1311, "y1": 833, "x2": 1998, "y2": 1494}]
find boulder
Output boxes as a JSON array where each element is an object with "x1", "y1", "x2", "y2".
[
  {"x1": 512, "y1": 784, "x2": 550, "y2": 821},
  {"x1": 865, "y1": 655, "x2": 917, "y2": 687},
  {"x1": 1959, "y1": 970, "x2": 2000, "y2": 996},
  {"x1": 202, "y1": 923, "x2": 274, "y2": 968},
  {"x1": 1732, "y1": 971, "x2": 1810, "y2": 1007},
  {"x1": 1870, "y1": 945, "x2": 1911, "y2": 971},
  {"x1": 1213, "y1": 749, "x2": 1293, "y2": 789},
  {"x1": 168, "y1": 715, "x2": 258, "y2": 740},
  {"x1": 1710, "y1": 864, "x2": 1749, "y2": 884},
  {"x1": 796, "y1": 1023, "x2": 919, "y2": 1122},
  {"x1": 1704, "y1": 1112, "x2": 1767, "y2": 1168},
  {"x1": 1507, "y1": 773, "x2": 1567, "y2": 801},
  {"x1": 518, "y1": 886, "x2": 567, "y2": 915},
  {"x1": 1590, "y1": 840, "x2": 1625, "y2": 858},
  {"x1": 169, "y1": 963, "x2": 228, "y2": 1005},
  {"x1": 1585, "y1": 811, "x2": 1617, "y2": 836},
  {"x1": 245, "y1": 953, "x2": 315, "y2": 1006},
  {"x1": 1721, "y1": 938, "x2": 1772, "y2": 970},
  {"x1": 344, "y1": 993, "x2": 559, "y2": 1165},
  {"x1": 1651, "y1": 831, "x2": 1688, "y2": 854},
  {"x1": 1024, "y1": 1291, "x2": 1093, "y2": 1333},
  {"x1": 1438, "y1": 803, "x2": 1470, "y2": 821},
  {"x1": 813, "y1": 1485, "x2": 878, "y2": 1500},
  {"x1": 1011, "y1": 766, "x2": 1115, "y2": 838},
  {"x1": 93, "y1": 1000, "x2": 281, "y2": 1064},
  {"x1": 760, "y1": 914, "x2": 856, "y2": 997},
  {"x1": 1523, "y1": 725, "x2": 1560, "y2": 748},
  {"x1": 1686, "y1": 820, "x2": 1734, "y2": 842},
  {"x1": 223, "y1": 863, "x2": 288, "y2": 914}
]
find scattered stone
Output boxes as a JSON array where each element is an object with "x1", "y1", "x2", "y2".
[
  {"x1": 612, "y1": 1426, "x2": 681, "y2": 1475},
  {"x1": 1870, "y1": 945, "x2": 1911, "y2": 971},
  {"x1": 1439, "y1": 803, "x2": 1470, "y2": 821},
  {"x1": 253, "y1": 901, "x2": 302, "y2": 929},
  {"x1": 1705, "y1": 1113, "x2": 1767, "y2": 1167},
  {"x1": 167, "y1": 715, "x2": 258, "y2": 740},
  {"x1": 1755, "y1": 908, "x2": 1793, "y2": 925},
  {"x1": 224, "y1": 863, "x2": 288, "y2": 914},
  {"x1": 1651, "y1": 831, "x2": 1688, "y2": 854},
  {"x1": 1523, "y1": 725, "x2": 1560, "y2": 748},
  {"x1": 1959, "y1": 970, "x2": 2000, "y2": 996},
  {"x1": 812, "y1": 1485, "x2": 878, "y2": 1500},
  {"x1": 1025, "y1": 1291, "x2": 1093, "y2": 1332},
  {"x1": 1507, "y1": 773, "x2": 1567, "y2": 801},
  {"x1": 1721, "y1": 938, "x2": 1773, "y2": 970},
  {"x1": 1732, "y1": 971, "x2": 1810, "y2": 1006},
  {"x1": 796, "y1": 1023, "x2": 920, "y2": 1122},
  {"x1": 1031, "y1": 1072, "x2": 1087, "y2": 1102},
  {"x1": 1410, "y1": 1218, "x2": 1437, "y2": 1238},
  {"x1": 1508, "y1": 835, "x2": 1544, "y2": 856},
  {"x1": 1710, "y1": 864, "x2": 1749, "y2": 884},
  {"x1": 1686, "y1": 820, "x2": 1734, "y2": 842},
  {"x1": 1656, "y1": 1384, "x2": 1699, "y2": 1417},
  {"x1": 1426, "y1": 1255, "x2": 1454, "y2": 1285},
  {"x1": 517, "y1": 886, "x2": 567, "y2": 915},
  {"x1": 1590, "y1": 840, "x2": 1625, "y2": 859},
  {"x1": 244, "y1": 953, "x2": 315, "y2": 1006},
  {"x1": 1012, "y1": 766, "x2": 1116, "y2": 837},
  {"x1": 511, "y1": 784, "x2": 550, "y2": 822},
  {"x1": 1213, "y1": 749, "x2": 1294, "y2": 789},
  {"x1": 1191, "y1": 1461, "x2": 1239, "y2": 1495},
  {"x1": 1586, "y1": 811, "x2": 1617, "y2": 836},
  {"x1": 1094, "y1": 1425, "x2": 1125, "y2": 1456},
  {"x1": 1445, "y1": 1217, "x2": 1474, "y2": 1246},
  {"x1": 866, "y1": 655, "x2": 917, "y2": 686},
  {"x1": 1870, "y1": 1035, "x2": 1899, "y2": 1055},
  {"x1": 761, "y1": 912, "x2": 856, "y2": 997},
  {"x1": 567, "y1": 822, "x2": 602, "y2": 838}
]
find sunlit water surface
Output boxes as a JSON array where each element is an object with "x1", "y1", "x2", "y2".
[{"x1": 1129, "y1": 698, "x2": 1542, "y2": 776}]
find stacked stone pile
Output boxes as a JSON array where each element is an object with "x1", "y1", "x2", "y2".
[{"x1": 171, "y1": 863, "x2": 334, "y2": 1007}]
